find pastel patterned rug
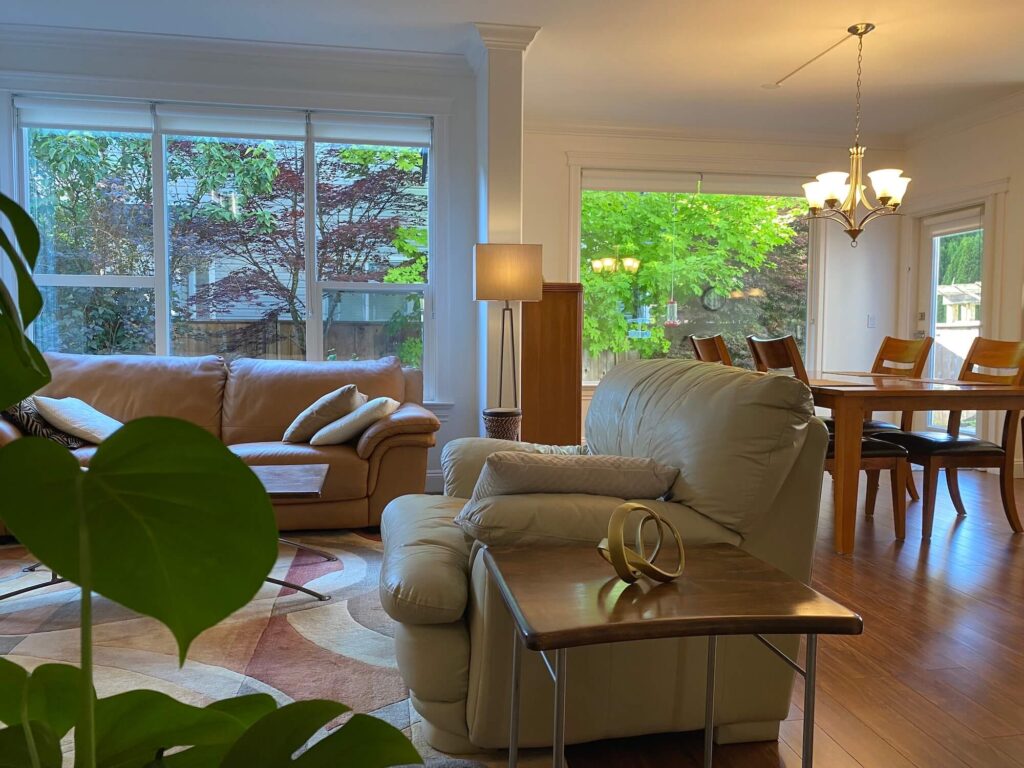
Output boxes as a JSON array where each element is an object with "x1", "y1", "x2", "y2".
[{"x1": 0, "y1": 532, "x2": 550, "y2": 767}]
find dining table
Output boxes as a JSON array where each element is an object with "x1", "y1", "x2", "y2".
[{"x1": 809, "y1": 372, "x2": 1024, "y2": 554}]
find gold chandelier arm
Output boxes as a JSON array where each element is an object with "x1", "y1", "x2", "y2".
[
  {"x1": 812, "y1": 207, "x2": 856, "y2": 229},
  {"x1": 859, "y1": 206, "x2": 896, "y2": 228}
]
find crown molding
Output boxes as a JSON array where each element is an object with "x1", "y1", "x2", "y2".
[
  {"x1": 563, "y1": 149, "x2": 846, "y2": 180},
  {"x1": 909, "y1": 88, "x2": 1024, "y2": 146},
  {"x1": 0, "y1": 23, "x2": 473, "y2": 78},
  {"x1": 472, "y1": 23, "x2": 541, "y2": 53},
  {"x1": 524, "y1": 119, "x2": 907, "y2": 153}
]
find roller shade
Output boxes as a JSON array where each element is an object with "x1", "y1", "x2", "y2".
[
  {"x1": 582, "y1": 168, "x2": 804, "y2": 197},
  {"x1": 15, "y1": 97, "x2": 152, "y2": 132},
  {"x1": 154, "y1": 104, "x2": 306, "y2": 141},
  {"x1": 311, "y1": 113, "x2": 431, "y2": 147}
]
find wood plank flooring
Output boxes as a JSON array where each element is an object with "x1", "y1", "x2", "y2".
[{"x1": 566, "y1": 470, "x2": 1024, "y2": 768}]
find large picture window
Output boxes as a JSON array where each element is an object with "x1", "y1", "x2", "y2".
[{"x1": 17, "y1": 97, "x2": 432, "y2": 373}]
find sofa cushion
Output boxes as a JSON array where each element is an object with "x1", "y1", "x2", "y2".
[
  {"x1": 585, "y1": 359, "x2": 814, "y2": 536},
  {"x1": 222, "y1": 357, "x2": 405, "y2": 444},
  {"x1": 468, "y1": 451, "x2": 678, "y2": 505},
  {"x1": 41, "y1": 352, "x2": 227, "y2": 437},
  {"x1": 4, "y1": 398, "x2": 86, "y2": 448},
  {"x1": 228, "y1": 441, "x2": 368, "y2": 501},
  {"x1": 380, "y1": 494, "x2": 471, "y2": 625},
  {"x1": 455, "y1": 494, "x2": 741, "y2": 548},
  {"x1": 440, "y1": 437, "x2": 588, "y2": 500},
  {"x1": 32, "y1": 396, "x2": 122, "y2": 444},
  {"x1": 282, "y1": 384, "x2": 368, "y2": 443},
  {"x1": 310, "y1": 397, "x2": 400, "y2": 446}
]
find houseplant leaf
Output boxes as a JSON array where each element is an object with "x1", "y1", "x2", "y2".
[
  {"x1": 0, "y1": 657, "x2": 29, "y2": 726},
  {"x1": 159, "y1": 694, "x2": 279, "y2": 767},
  {"x1": 295, "y1": 713, "x2": 423, "y2": 768},
  {"x1": 24, "y1": 663, "x2": 84, "y2": 739},
  {"x1": 92, "y1": 690, "x2": 247, "y2": 768},
  {"x1": 0, "y1": 417, "x2": 278, "y2": 662},
  {"x1": 219, "y1": 700, "x2": 350, "y2": 768},
  {"x1": 0, "y1": 722, "x2": 62, "y2": 768}
]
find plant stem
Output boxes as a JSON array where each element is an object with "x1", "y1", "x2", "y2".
[
  {"x1": 77, "y1": 505, "x2": 96, "y2": 768},
  {"x1": 21, "y1": 696, "x2": 41, "y2": 768}
]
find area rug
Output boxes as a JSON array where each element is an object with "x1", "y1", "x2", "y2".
[{"x1": 0, "y1": 532, "x2": 550, "y2": 767}]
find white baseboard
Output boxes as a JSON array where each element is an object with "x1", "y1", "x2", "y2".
[{"x1": 426, "y1": 469, "x2": 444, "y2": 494}]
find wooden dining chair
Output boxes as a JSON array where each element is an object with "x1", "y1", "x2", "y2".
[
  {"x1": 880, "y1": 337, "x2": 1024, "y2": 539},
  {"x1": 747, "y1": 334, "x2": 910, "y2": 537},
  {"x1": 688, "y1": 334, "x2": 733, "y2": 366}
]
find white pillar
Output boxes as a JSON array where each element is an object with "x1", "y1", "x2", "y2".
[{"x1": 468, "y1": 23, "x2": 540, "y2": 433}]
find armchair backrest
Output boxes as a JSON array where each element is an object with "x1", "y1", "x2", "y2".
[{"x1": 585, "y1": 359, "x2": 815, "y2": 536}]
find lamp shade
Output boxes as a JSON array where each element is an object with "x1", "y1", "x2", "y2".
[{"x1": 474, "y1": 243, "x2": 543, "y2": 302}]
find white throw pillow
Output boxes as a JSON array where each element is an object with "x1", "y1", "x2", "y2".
[
  {"x1": 32, "y1": 396, "x2": 123, "y2": 444},
  {"x1": 309, "y1": 397, "x2": 400, "y2": 446},
  {"x1": 282, "y1": 384, "x2": 369, "y2": 443}
]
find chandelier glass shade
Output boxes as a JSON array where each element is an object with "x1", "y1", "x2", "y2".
[{"x1": 804, "y1": 23, "x2": 910, "y2": 245}]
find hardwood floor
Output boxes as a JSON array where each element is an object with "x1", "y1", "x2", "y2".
[{"x1": 566, "y1": 469, "x2": 1024, "y2": 767}]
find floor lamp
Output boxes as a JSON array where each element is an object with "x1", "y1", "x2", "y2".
[{"x1": 474, "y1": 243, "x2": 543, "y2": 440}]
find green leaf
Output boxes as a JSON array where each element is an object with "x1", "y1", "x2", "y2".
[
  {"x1": 93, "y1": 690, "x2": 246, "y2": 768},
  {"x1": 0, "y1": 418, "x2": 278, "y2": 663},
  {"x1": 219, "y1": 700, "x2": 349, "y2": 768},
  {"x1": 25, "y1": 664, "x2": 84, "y2": 739},
  {"x1": 0, "y1": 191, "x2": 41, "y2": 271},
  {"x1": 160, "y1": 695, "x2": 278, "y2": 767},
  {"x1": 296, "y1": 714, "x2": 422, "y2": 768},
  {"x1": 0, "y1": 722, "x2": 62, "y2": 768},
  {"x1": 0, "y1": 228, "x2": 43, "y2": 328},
  {"x1": 0, "y1": 657, "x2": 29, "y2": 727}
]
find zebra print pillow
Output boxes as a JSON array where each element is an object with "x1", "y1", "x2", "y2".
[{"x1": 2, "y1": 398, "x2": 88, "y2": 449}]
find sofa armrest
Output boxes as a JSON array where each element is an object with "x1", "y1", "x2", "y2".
[
  {"x1": 380, "y1": 494, "x2": 471, "y2": 625},
  {"x1": 357, "y1": 402, "x2": 440, "y2": 460},
  {"x1": 440, "y1": 437, "x2": 586, "y2": 499},
  {"x1": 0, "y1": 419, "x2": 22, "y2": 448}
]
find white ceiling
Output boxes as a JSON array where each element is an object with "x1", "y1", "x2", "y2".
[{"x1": 6, "y1": 0, "x2": 1024, "y2": 145}]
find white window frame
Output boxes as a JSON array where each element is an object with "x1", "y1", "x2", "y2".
[{"x1": 13, "y1": 95, "x2": 439, "y2": 398}]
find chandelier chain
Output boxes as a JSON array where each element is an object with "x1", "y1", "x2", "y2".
[{"x1": 854, "y1": 33, "x2": 863, "y2": 146}]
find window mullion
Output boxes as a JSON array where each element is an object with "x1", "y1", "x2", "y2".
[
  {"x1": 303, "y1": 112, "x2": 320, "y2": 361},
  {"x1": 151, "y1": 106, "x2": 171, "y2": 356}
]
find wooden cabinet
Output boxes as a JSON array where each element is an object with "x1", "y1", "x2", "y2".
[{"x1": 521, "y1": 282, "x2": 583, "y2": 445}]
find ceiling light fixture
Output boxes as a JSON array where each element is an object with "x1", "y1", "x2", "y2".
[{"x1": 803, "y1": 23, "x2": 910, "y2": 246}]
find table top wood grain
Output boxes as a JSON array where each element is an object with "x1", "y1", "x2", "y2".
[
  {"x1": 482, "y1": 543, "x2": 863, "y2": 652},
  {"x1": 250, "y1": 464, "x2": 329, "y2": 499}
]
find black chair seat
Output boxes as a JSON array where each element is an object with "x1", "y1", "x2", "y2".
[
  {"x1": 823, "y1": 417, "x2": 901, "y2": 434},
  {"x1": 826, "y1": 437, "x2": 909, "y2": 460},
  {"x1": 880, "y1": 431, "x2": 1004, "y2": 456}
]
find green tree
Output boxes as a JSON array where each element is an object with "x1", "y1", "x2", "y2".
[{"x1": 581, "y1": 191, "x2": 806, "y2": 368}]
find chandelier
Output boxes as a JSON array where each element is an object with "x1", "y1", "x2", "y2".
[{"x1": 803, "y1": 23, "x2": 910, "y2": 245}]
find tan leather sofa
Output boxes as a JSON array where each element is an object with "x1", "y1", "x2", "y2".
[
  {"x1": 0, "y1": 352, "x2": 440, "y2": 531},
  {"x1": 379, "y1": 359, "x2": 828, "y2": 754}
]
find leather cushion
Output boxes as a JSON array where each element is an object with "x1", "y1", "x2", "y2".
[
  {"x1": 309, "y1": 397, "x2": 400, "y2": 446},
  {"x1": 357, "y1": 402, "x2": 441, "y2": 459},
  {"x1": 223, "y1": 357, "x2": 405, "y2": 444},
  {"x1": 466, "y1": 452, "x2": 678, "y2": 506},
  {"x1": 228, "y1": 441, "x2": 368, "y2": 501},
  {"x1": 3, "y1": 398, "x2": 86, "y2": 448},
  {"x1": 41, "y1": 352, "x2": 227, "y2": 437},
  {"x1": 32, "y1": 396, "x2": 122, "y2": 443},
  {"x1": 455, "y1": 494, "x2": 741, "y2": 548},
  {"x1": 282, "y1": 384, "x2": 368, "y2": 443},
  {"x1": 826, "y1": 437, "x2": 909, "y2": 459},
  {"x1": 823, "y1": 417, "x2": 901, "y2": 434},
  {"x1": 380, "y1": 495, "x2": 471, "y2": 625},
  {"x1": 440, "y1": 438, "x2": 588, "y2": 500},
  {"x1": 585, "y1": 359, "x2": 813, "y2": 537},
  {"x1": 879, "y1": 431, "x2": 1004, "y2": 456}
]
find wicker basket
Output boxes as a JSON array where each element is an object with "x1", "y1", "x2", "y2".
[{"x1": 482, "y1": 408, "x2": 522, "y2": 441}]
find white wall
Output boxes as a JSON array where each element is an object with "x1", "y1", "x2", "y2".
[
  {"x1": 0, "y1": 25, "x2": 480, "y2": 491},
  {"x1": 903, "y1": 103, "x2": 1024, "y2": 343},
  {"x1": 522, "y1": 128, "x2": 905, "y2": 371}
]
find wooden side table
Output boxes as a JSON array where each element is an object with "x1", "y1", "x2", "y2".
[{"x1": 482, "y1": 543, "x2": 863, "y2": 768}]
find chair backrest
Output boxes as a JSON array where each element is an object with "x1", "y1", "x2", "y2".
[
  {"x1": 688, "y1": 334, "x2": 733, "y2": 366},
  {"x1": 871, "y1": 336, "x2": 933, "y2": 377},
  {"x1": 958, "y1": 337, "x2": 1024, "y2": 385},
  {"x1": 746, "y1": 335, "x2": 809, "y2": 385}
]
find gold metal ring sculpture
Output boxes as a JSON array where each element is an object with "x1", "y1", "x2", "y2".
[{"x1": 597, "y1": 502, "x2": 685, "y2": 583}]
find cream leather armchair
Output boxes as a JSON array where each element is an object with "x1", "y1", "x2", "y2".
[{"x1": 380, "y1": 359, "x2": 828, "y2": 754}]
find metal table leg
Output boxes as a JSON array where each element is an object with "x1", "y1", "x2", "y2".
[
  {"x1": 553, "y1": 648, "x2": 567, "y2": 768},
  {"x1": 266, "y1": 538, "x2": 335, "y2": 601},
  {"x1": 704, "y1": 635, "x2": 718, "y2": 768},
  {"x1": 509, "y1": 629, "x2": 522, "y2": 768},
  {"x1": 803, "y1": 635, "x2": 817, "y2": 768}
]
